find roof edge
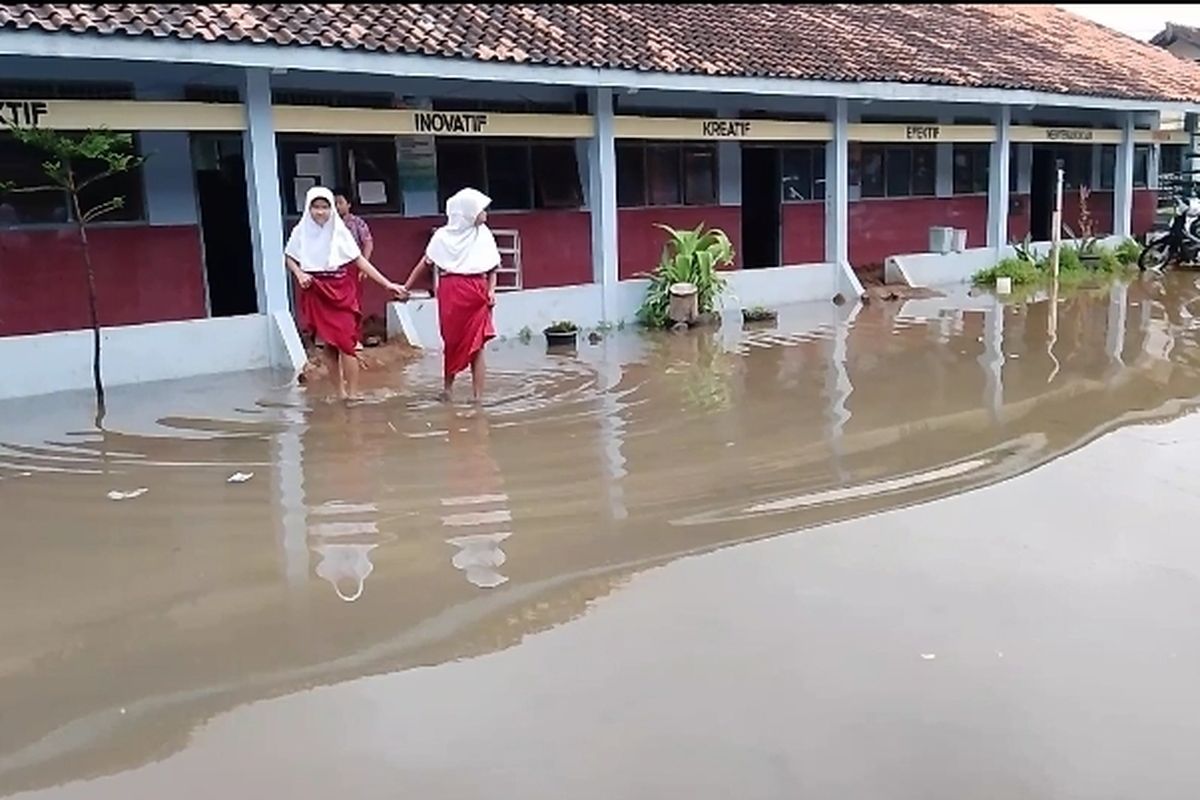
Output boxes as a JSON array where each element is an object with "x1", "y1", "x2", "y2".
[{"x1": 3, "y1": 28, "x2": 1200, "y2": 112}]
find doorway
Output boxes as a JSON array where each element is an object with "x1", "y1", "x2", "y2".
[
  {"x1": 193, "y1": 136, "x2": 258, "y2": 317},
  {"x1": 741, "y1": 146, "x2": 781, "y2": 269},
  {"x1": 1030, "y1": 146, "x2": 1056, "y2": 242}
]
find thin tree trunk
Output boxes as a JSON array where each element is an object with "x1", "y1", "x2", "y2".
[{"x1": 69, "y1": 185, "x2": 105, "y2": 426}]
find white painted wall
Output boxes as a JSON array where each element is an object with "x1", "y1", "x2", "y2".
[
  {"x1": 0, "y1": 313, "x2": 302, "y2": 400},
  {"x1": 886, "y1": 234, "x2": 1128, "y2": 287},
  {"x1": 387, "y1": 263, "x2": 846, "y2": 350}
]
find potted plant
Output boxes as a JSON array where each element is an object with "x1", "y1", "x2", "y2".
[
  {"x1": 544, "y1": 320, "x2": 579, "y2": 351},
  {"x1": 637, "y1": 223, "x2": 735, "y2": 328},
  {"x1": 741, "y1": 306, "x2": 778, "y2": 326}
]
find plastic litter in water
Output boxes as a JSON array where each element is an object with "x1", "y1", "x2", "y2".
[
  {"x1": 227, "y1": 472, "x2": 254, "y2": 484},
  {"x1": 920, "y1": 653, "x2": 937, "y2": 661},
  {"x1": 107, "y1": 488, "x2": 148, "y2": 501}
]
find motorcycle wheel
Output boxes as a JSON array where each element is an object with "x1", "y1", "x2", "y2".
[{"x1": 1139, "y1": 238, "x2": 1170, "y2": 272}]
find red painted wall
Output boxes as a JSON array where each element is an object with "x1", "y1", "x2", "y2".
[
  {"x1": 1133, "y1": 189, "x2": 1157, "y2": 237},
  {"x1": 357, "y1": 210, "x2": 593, "y2": 317},
  {"x1": 617, "y1": 206, "x2": 742, "y2": 279},
  {"x1": 848, "y1": 196, "x2": 988, "y2": 268},
  {"x1": 0, "y1": 225, "x2": 205, "y2": 337},
  {"x1": 781, "y1": 203, "x2": 825, "y2": 264},
  {"x1": 1008, "y1": 189, "x2": 1156, "y2": 244}
]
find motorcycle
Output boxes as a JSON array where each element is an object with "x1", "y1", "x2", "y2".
[{"x1": 1139, "y1": 196, "x2": 1200, "y2": 271}]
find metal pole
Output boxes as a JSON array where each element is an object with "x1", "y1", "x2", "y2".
[{"x1": 1050, "y1": 165, "x2": 1064, "y2": 279}]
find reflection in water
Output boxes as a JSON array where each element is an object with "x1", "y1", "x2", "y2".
[{"x1": 4, "y1": 275, "x2": 1200, "y2": 795}]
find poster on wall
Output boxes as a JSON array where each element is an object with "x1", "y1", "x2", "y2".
[{"x1": 394, "y1": 96, "x2": 438, "y2": 210}]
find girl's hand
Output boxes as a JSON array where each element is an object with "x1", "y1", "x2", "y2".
[
  {"x1": 296, "y1": 272, "x2": 314, "y2": 290},
  {"x1": 487, "y1": 289, "x2": 496, "y2": 308},
  {"x1": 390, "y1": 283, "x2": 410, "y2": 301}
]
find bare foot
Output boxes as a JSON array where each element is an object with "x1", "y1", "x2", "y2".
[{"x1": 438, "y1": 390, "x2": 452, "y2": 403}]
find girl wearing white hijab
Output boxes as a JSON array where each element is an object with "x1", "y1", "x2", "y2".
[
  {"x1": 285, "y1": 186, "x2": 406, "y2": 400},
  {"x1": 403, "y1": 187, "x2": 501, "y2": 402}
]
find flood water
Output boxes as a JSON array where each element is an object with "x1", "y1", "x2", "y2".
[{"x1": 4, "y1": 275, "x2": 1200, "y2": 798}]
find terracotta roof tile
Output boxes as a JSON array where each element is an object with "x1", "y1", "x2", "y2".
[{"x1": 2, "y1": 4, "x2": 1200, "y2": 103}]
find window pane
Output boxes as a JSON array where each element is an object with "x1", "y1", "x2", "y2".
[
  {"x1": 645, "y1": 145, "x2": 681, "y2": 206},
  {"x1": 682, "y1": 146, "x2": 717, "y2": 205},
  {"x1": 972, "y1": 147, "x2": 989, "y2": 194},
  {"x1": 782, "y1": 148, "x2": 813, "y2": 202},
  {"x1": 485, "y1": 143, "x2": 532, "y2": 210},
  {"x1": 953, "y1": 147, "x2": 973, "y2": 195},
  {"x1": 279, "y1": 139, "x2": 340, "y2": 215},
  {"x1": 1009, "y1": 143, "x2": 1019, "y2": 193},
  {"x1": 1100, "y1": 145, "x2": 1115, "y2": 191},
  {"x1": 616, "y1": 144, "x2": 645, "y2": 208},
  {"x1": 813, "y1": 147, "x2": 826, "y2": 200},
  {"x1": 437, "y1": 141, "x2": 486, "y2": 211},
  {"x1": 1133, "y1": 145, "x2": 1149, "y2": 188},
  {"x1": 912, "y1": 145, "x2": 936, "y2": 196},
  {"x1": 860, "y1": 146, "x2": 884, "y2": 198},
  {"x1": 886, "y1": 146, "x2": 912, "y2": 197},
  {"x1": 0, "y1": 133, "x2": 70, "y2": 224},
  {"x1": 532, "y1": 142, "x2": 583, "y2": 209},
  {"x1": 346, "y1": 138, "x2": 399, "y2": 212}
]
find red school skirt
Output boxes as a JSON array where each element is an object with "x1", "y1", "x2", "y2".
[
  {"x1": 438, "y1": 273, "x2": 495, "y2": 379},
  {"x1": 298, "y1": 267, "x2": 360, "y2": 356}
]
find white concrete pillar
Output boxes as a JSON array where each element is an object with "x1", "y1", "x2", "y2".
[
  {"x1": 1114, "y1": 113, "x2": 1135, "y2": 239},
  {"x1": 589, "y1": 87, "x2": 619, "y2": 323},
  {"x1": 936, "y1": 113, "x2": 954, "y2": 198},
  {"x1": 986, "y1": 106, "x2": 1012, "y2": 249},
  {"x1": 825, "y1": 99, "x2": 849, "y2": 267},
  {"x1": 240, "y1": 67, "x2": 289, "y2": 315}
]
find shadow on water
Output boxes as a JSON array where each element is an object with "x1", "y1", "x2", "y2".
[{"x1": 4, "y1": 273, "x2": 1200, "y2": 793}]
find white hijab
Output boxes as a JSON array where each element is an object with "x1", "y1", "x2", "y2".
[
  {"x1": 425, "y1": 188, "x2": 501, "y2": 275},
  {"x1": 285, "y1": 186, "x2": 362, "y2": 273}
]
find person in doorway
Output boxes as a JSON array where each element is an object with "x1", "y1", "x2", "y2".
[
  {"x1": 402, "y1": 187, "x2": 500, "y2": 403},
  {"x1": 286, "y1": 186, "x2": 407, "y2": 400},
  {"x1": 333, "y1": 188, "x2": 376, "y2": 350}
]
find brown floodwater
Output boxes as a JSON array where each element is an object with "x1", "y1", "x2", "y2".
[{"x1": 4, "y1": 274, "x2": 1200, "y2": 798}]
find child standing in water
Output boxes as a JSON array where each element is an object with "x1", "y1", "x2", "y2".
[
  {"x1": 403, "y1": 188, "x2": 500, "y2": 403},
  {"x1": 286, "y1": 186, "x2": 407, "y2": 400}
]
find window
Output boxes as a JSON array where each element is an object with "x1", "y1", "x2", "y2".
[
  {"x1": 953, "y1": 144, "x2": 990, "y2": 195},
  {"x1": 781, "y1": 147, "x2": 825, "y2": 202},
  {"x1": 1133, "y1": 144, "x2": 1150, "y2": 188},
  {"x1": 1009, "y1": 143, "x2": 1020, "y2": 193},
  {"x1": 0, "y1": 131, "x2": 144, "y2": 225},
  {"x1": 1161, "y1": 144, "x2": 1185, "y2": 177},
  {"x1": 279, "y1": 136, "x2": 400, "y2": 215},
  {"x1": 1049, "y1": 147, "x2": 1091, "y2": 190},
  {"x1": 615, "y1": 142, "x2": 718, "y2": 208},
  {"x1": 1099, "y1": 144, "x2": 1152, "y2": 190},
  {"x1": 435, "y1": 139, "x2": 582, "y2": 212},
  {"x1": 858, "y1": 145, "x2": 936, "y2": 198},
  {"x1": 1100, "y1": 145, "x2": 1116, "y2": 191}
]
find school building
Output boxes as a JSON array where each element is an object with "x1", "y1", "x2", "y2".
[{"x1": 2, "y1": 3, "x2": 1200, "y2": 398}]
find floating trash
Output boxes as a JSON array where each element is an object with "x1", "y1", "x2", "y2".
[
  {"x1": 107, "y1": 488, "x2": 148, "y2": 501},
  {"x1": 227, "y1": 472, "x2": 255, "y2": 484}
]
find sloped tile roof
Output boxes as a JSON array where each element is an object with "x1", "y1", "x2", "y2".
[{"x1": 3, "y1": 4, "x2": 1200, "y2": 103}]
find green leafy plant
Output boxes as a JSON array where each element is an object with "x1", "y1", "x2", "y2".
[
  {"x1": 1115, "y1": 238, "x2": 1142, "y2": 265},
  {"x1": 973, "y1": 257, "x2": 1043, "y2": 287},
  {"x1": 0, "y1": 126, "x2": 144, "y2": 424},
  {"x1": 742, "y1": 306, "x2": 778, "y2": 323},
  {"x1": 637, "y1": 223, "x2": 734, "y2": 328},
  {"x1": 517, "y1": 326, "x2": 533, "y2": 344},
  {"x1": 544, "y1": 320, "x2": 579, "y2": 333}
]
